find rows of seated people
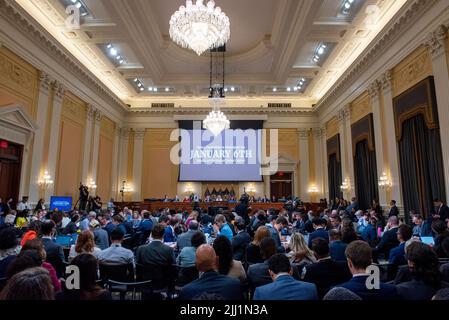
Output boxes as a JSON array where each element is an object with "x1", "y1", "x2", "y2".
[{"x1": 1, "y1": 201, "x2": 449, "y2": 301}]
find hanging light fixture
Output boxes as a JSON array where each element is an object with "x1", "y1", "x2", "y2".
[
  {"x1": 203, "y1": 46, "x2": 229, "y2": 136},
  {"x1": 169, "y1": 0, "x2": 231, "y2": 56}
]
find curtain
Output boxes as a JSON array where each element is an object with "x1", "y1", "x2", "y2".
[
  {"x1": 328, "y1": 154, "x2": 342, "y2": 201},
  {"x1": 398, "y1": 114, "x2": 446, "y2": 219},
  {"x1": 354, "y1": 140, "x2": 379, "y2": 211}
]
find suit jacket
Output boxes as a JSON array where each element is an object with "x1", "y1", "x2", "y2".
[
  {"x1": 338, "y1": 275, "x2": 398, "y2": 300},
  {"x1": 396, "y1": 279, "x2": 445, "y2": 300},
  {"x1": 163, "y1": 226, "x2": 177, "y2": 243},
  {"x1": 437, "y1": 204, "x2": 449, "y2": 222},
  {"x1": 329, "y1": 240, "x2": 348, "y2": 262},
  {"x1": 42, "y1": 238, "x2": 65, "y2": 277},
  {"x1": 136, "y1": 240, "x2": 175, "y2": 266},
  {"x1": 388, "y1": 206, "x2": 399, "y2": 217},
  {"x1": 302, "y1": 258, "x2": 352, "y2": 299},
  {"x1": 93, "y1": 228, "x2": 109, "y2": 250},
  {"x1": 231, "y1": 231, "x2": 251, "y2": 261},
  {"x1": 179, "y1": 271, "x2": 242, "y2": 300},
  {"x1": 388, "y1": 242, "x2": 406, "y2": 265},
  {"x1": 266, "y1": 224, "x2": 284, "y2": 253},
  {"x1": 176, "y1": 229, "x2": 196, "y2": 251},
  {"x1": 376, "y1": 227, "x2": 399, "y2": 259},
  {"x1": 308, "y1": 228, "x2": 329, "y2": 248},
  {"x1": 248, "y1": 260, "x2": 300, "y2": 289},
  {"x1": 253, "y1": 275, "x2": 318, "y2": 300}
]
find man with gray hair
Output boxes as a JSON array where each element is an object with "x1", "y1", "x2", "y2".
[
  {"x1": 79, "y1": 211, "x2": 96, "y2": 231},
  {"x1": 177, "y1": 220, "x2": 200, "y2": 251},
  {"x1": 375, "y1": 215, "x2": 400, "y2": 260}
]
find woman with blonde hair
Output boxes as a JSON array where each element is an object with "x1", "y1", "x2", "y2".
[
  {"x1": 68, "y1": 230, "x2": 101, "y2": 262},
  {"x1": 287, "y1": 232, "x2": 316, "y2": 271},
  {"x1": 246, "y1": 226, "x2": 271, "y2": 264}
]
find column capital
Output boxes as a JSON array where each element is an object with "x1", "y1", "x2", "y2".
[
  {"x1": 114, "y1": 126, "x2": 122, "y2": 137},
  {"x1": 86, "y1": 104, "x2": 95, "y2": 121},
  {"x1": 53, "y1": 81, "x2": 64, "y2": 103},
  {"x1": 94, "y1": 109, "x2": 103, "y2": 123},
  {"x1": 336, "y1": 105, "x2": 350, "y2": 124},
  {"x1": 38, "y1": 70, "x2": 51, "y2": 94},
  {"x1": 297, "y1": 128, "x2": 310, "y2": 140},
  {"x1": 425, "y1": 24, "x2": 448, "y2": 59},
  {"x1": 121, "y1": 127, "x2": 131, "y2": 138},
  {"x1": 134, "y1": 128, "x2": 146, "y2": 140},
  {"x1": 368, "y1": 80, "x2": 381, "y2": 99},
  {"x1": 311, "y1": 127, "x2": 323, "y2": 138},
  {"x1": 379, "y1": 70, "x2": 393, "y2": 93}
]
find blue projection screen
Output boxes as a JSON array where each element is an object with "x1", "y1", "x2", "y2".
[{"x1": 179, "y1": 128, "x2": 262, "y2": 182}]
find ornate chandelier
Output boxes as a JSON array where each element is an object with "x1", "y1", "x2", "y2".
[
  {"x1": 169, "y1": 0, "x2": 231, "y2": 56},
  {"x1": 203, "y1": 86, "x2": 230, "y2": 136}
]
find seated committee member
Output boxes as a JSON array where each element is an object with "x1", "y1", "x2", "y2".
[
  {"x1": 337, "y1": 240, "x2": 398, "y2": 300},
  {"x1": 136, "y1": 224, "x2": 175, "y2": 266},
  {"x1": 308, "y1": 218, "x2": 329, "y2": 248},
  {"x1": 254, "y1": 254, "x2": 318, "y2": 301},
  {"x1": 179, "y1": 244, "x2": 242, "y2": 300},
  {"x1": 98, "y1": 228, "x2": 134, "y2": 265},
  {"x1": 231, "y1": 217, "x2": 251, "y2": 261},
  {"x1": 302, "y1": 238, "x2": 351, "y2": 299},
  {"x1": 177, "y1": 220, "x2": 199, "y2": 251}
]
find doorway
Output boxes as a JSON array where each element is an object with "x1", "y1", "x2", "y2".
[
  {"x1": 0, "y1": 140, "x2": 23, "y2": 202},
  {"x1": 270, "y1": 172, "x2": 293, "y2": 200}
]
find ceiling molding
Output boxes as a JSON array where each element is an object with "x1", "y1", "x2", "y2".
[
  {"x1": 314, "y1": 0, "x2": 438, "y2": 113},
  {"x1": 1, "y1": 0, "x2": 128, "y2": 113},
  {"x1": 128, "y1": 107, "x2": 314, "y2": 115}
]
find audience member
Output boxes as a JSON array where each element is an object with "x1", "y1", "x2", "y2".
[
  {"x1": 411, "y1": 214, "x2": 433, "y2": 237},
  {"x1": 41, "y1": 220, "x2": 65, "y2": 277},
  {"x1": 0, "y1": 227, "x2": 20, "y2": 279},
  {"x1": 432, "y1": 220, "x2": 449, "y2": 258},
  {"x1": 89, "y1": 219, "x2": 109, "y2": 250},
  {"x1": 266, "y1": 216, "x2": 288, "y2": 253},
  {"x1": 57, "y1": 254, "x2": 112, "y2": 300},
  {"x1": 68, "y1": 230, "x2": 101, "y2": 262},
  {"x1": 287, "y1": 232, "x2": 316, "y2": 272},
  {"x1": 231, "y1": 217, "x2": 251, "y2": 261},
  {"x1": 329, "y1": 229, "x2": 347, "y2": 262},
  {"x1": 247, "y1": 237, "x2": 278, "y2": 289},
  {"x1": 0, "y1": 267, "x2": 54, "y2": 300},
  {"x1": 213, "y1": 214, "x2": 233, "y2": 241},
  {"x1": 323, "y1": 287, "x2": 362, "y2": 300},
  {"x1": 136, "y1": 224, "x2": 175, "y2": 266},
  {"x1": 337, "y1": 240, "x2": 398, "y2": 300},
  {"x1": 307, "y1": 218, "x2": 329, "y2": 248},
  {"x1": 97, "y1": 228, "x2": 134, "y2": 265},
  {"x1": 253, "y1": 254, "x2": 318, "y2": 300},
  {"x1": 62, "y1": 214, "x2": 79, "y2": 235},
  {"x1": 213, "y1": 236, "x2": 246, "y2": 284},
  {"x1": 246, "y1": 226, "x2": 271, "y2": 264},
  {"x1": 389, "y1": 224, "x2": 413, "y2": 266},
  {"x1": 375, "y1": 215, "x2": 400, "y2": 260},
  {"x1": 179, "y1": 244, "x2": 242, "y2": 300},
  {"x1": 302, "y1": 238, "x2": 351, "y2": 299},
  {"x1": 177, "y1": 220, "x2": 199, "y2": 251},
  {"x1": 177, "y1": 231, "x2": 206, "y2": 268}
]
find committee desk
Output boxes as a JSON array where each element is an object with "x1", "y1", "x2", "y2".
[{"x1": 114, "y1": 201, "x2": 321, "y2": 213}]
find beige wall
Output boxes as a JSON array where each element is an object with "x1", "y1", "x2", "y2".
[{"x1": 96, "y1": 117, "x2": 115, "y2": 201}]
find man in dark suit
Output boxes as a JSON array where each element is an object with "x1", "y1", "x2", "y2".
[
  {"x1": 308, "y1": 218, "x2": 329, "y2": 248},
  {"x1": 41, "y1": 220, "x2": 65, "y2": 278},
  {"x1": 434, "y1": 199, "x2": 449, "y2": 222},
  {"x1": 389, "y1": 224, "x2": 412, "y2": 266},
  {"x1": 387, "y1": 200, "x2": 399, "y2": 217},
  {"x1": 179, "y1": 244, "x2": 242, "y2": 300},
  {"x1": 337, "y1": 240, "x2": 398, "y2": 300},
  {"x1": 136, "y1": 224, "x2": 175, "y2": 266},
  {"x1": 266, "y1": 216, "x2": 288, "y2": 253},
  {"x1": 231, "y1": 217, "x2": 250, "y2": 261},
  {"x1": 137, "y1": 211, "x2": 154, "y2": 242},
  {"x1": 253, "y1": 254, "x2": 318, "y2": 300},
  {"x1": 177, "y1": 220, "x2": 199, "y2": 251},
  {"x1": 247, "y1": 237, "x2": 277, "y2": 289},
  {"x1": 329, "y1": 229, "x2": 347, "y2": 262},
  {"x1": 302, "y1": 238, "x2": 351, "y2": 299},
  {"x1": 375, "y1": 216, "x2": 400, "y2": 260}
]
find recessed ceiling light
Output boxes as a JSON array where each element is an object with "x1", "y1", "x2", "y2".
[
  {"x1": 119, "y1": 60, "x2": 124, "y2": 64},
  {"x1": 81, "y1": 12, "x2": 88, "y2": 16},
  {"x1": 273, "y1": 88, "x2": 277, "y2": 92},
  {"x1": 140, "y1": 87, "x2": 144, "y2": 91},
  {"x1": 318, "y1": 47, "x2": 325, "y2": 55},
  {"x1": 231, "y1": 87, "x2": 235, "y2": 92},
  {"x1": 344, "y1": 2, "x2": 351, "y2": 9},
  {"x1": 293, "y1": 87, "x2": 298, "y2": 91},
  {"x1": 148, "y1": 87, "x2": 153, "y2": 91},
  {"x1": 165, "y1": 87, "x2": 170, "y2": 92},
  {"x1": 76, "y1": 2, "x2": 82, "y2": 9},
  {"x1": 137, "y1": 83, "x2": 142, "y2": 87},
  {"x1": 287, "y1": 87, "x2": 291, "y2": 92},
  {"x1": 134, "y1": 78, "x2": 138, "y2": 82},
  {"x1": 110, "y1": 48, "x2": 117, "y2": 56},
  {"x1": 71, "y1": 0, "x2": 77, "y2": 3},
  {"x1": 224, "y1": 88, "x2": 228, "y2": 92},
  {"x1": 116, "y1": 55, "x2": 121, "y2": 60},
  {"x1": 154, "y1": 88, "x2": 158, "y2": 92},
  {"x1": 107, "y1": 44, "x2": 112, "y2": 49}
]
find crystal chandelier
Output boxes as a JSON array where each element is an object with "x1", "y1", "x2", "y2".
[
  {"x1": 203, "y1": 86, "x2": 230, "y2": 136},
  {"x1": 169, "y1": 0, "x2": 231, "y2": 56}
]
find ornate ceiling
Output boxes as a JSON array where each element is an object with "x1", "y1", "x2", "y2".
[{"x1": 15, "y1": 0, "x2": 407, "y2": 109}]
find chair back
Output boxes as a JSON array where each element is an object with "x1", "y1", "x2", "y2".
[
  {"x1": 99, "y1": 263, "x2": 135, "y2": 283},
  {"x1": 136, "y1": 263, "x2": 176, "y2": 291},
  {"x1": 177, "y1": 266, "x2": 199, "y2": 286}
]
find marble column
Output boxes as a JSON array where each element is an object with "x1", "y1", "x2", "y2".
[
  {"x1": 118, "y1": 128, "x2": 130, "y2": 200},
  {"x1": 132, "y1": 128, "x2": 145, "y2": 201},
  {"x1": 81, "y1": 104, "x2": 94, "y2": 185},
  {"x1": 337, "y1": 106, "x2": 353, "y2": 199},
  {"x1": 425, "y1": 25, "x2": 449, "y2": 201},
  {"x1": 321, "y1": 126, "x2": 329, "y2": 201},
  {"x1": 110, "y1": 126, "x2": 121, "y2": 200},
  {"x1": 379, "y1": 70, "x2": 403, "y2": 208},
  {"x1": 312, "y1": 128, "x2": 325, "y2": 200},
  {"x1": 369, "y1": 80, "x2": 387, "y2": 207},
  {"x1": 45, "y1": 81, "x2": 64, "y2": 199},
  {"x1": 298, "y1": 129, "x2": 310, "y2": 202},
  {"x1": 28, "y1": 71, "x2": 51, "y2": 204},
  {"x1": 90, "y1": 109, "x2": 102, "y2": 196}
]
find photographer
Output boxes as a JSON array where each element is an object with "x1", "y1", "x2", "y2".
[{"x1": 78, "y1": 183, "x2": 89, "y2": 211}]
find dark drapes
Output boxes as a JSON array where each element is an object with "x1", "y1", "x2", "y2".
[
  {"x1": 394, "y1": 77, "x2": 446, "y2": 220},
  {"x1": 398, "y1": 114, "x2": 446, "y2": 218},
  {"x1": 328, "y1": 153, "x2": 342, "y2": 201},
  {"x1": 354, "y1": 139, "x2": 379, "y2": 211}
]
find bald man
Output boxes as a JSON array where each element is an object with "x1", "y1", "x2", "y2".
[{"x1": 179, "y1": 244, "x2": 242, "y2": 300}]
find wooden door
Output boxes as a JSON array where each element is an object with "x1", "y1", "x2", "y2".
[{"x1": 0, "y1": 140, "x2": 23, "y2": 202}]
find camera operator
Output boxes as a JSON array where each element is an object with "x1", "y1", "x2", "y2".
[{"x1": 79, "y1": 183, "x2": 89, "y2": 210}]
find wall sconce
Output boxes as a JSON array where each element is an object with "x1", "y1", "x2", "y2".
[
  {"x1": 378, "y1": 172, "x2": 392, "y2": 190},
  {"x1": 340, "y1": 178, "x2": 351, "y2": 192},
  {"x1": 185, "y1": 184, "x2": 194, "y2": 194},
  {"x1": 308, "y1": 185, "x2": 319, "y2": 194},
  {"x1": 38, "y1": 170, "x2": 54, "y2": 189},
  {"x1": 119, "y1": 181, "x2": 134, "y2": 202},
  {"x1": 87, "y1": 178, "x2": 97, "y2": 190},
  {"x1": 247, "y1": 184, "x2": 256, "y2": 194}
]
